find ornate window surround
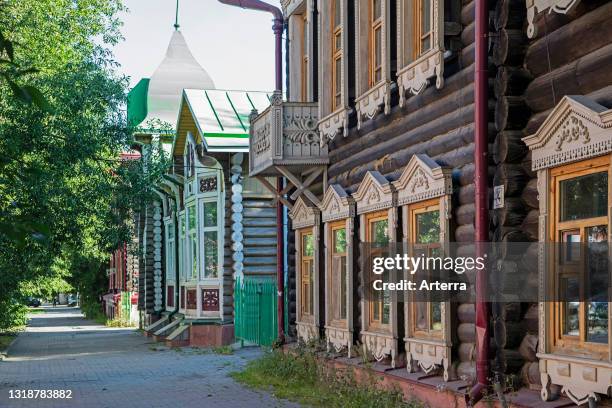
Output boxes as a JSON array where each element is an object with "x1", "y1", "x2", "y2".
[
  {"x1": 318, "y1": 0, "x2": 351, "y2": 144},
  {"x1": 321, "y1": 184, "x2": 356, "y2": 356},
  {"x1": 164, "y1": 216, "x2": 176, "y2": 312},
  {"x1": 352, "y1": 171, "x2": 400, "y2": 367},
  {"x1": 396, "y1": 0, "x2": 445, "y2": 106},
  {"x1": 526, "y1": 0, "x2": 581, "y2": 39},
  {"x1": 522, "y1": 95, "x2": 612, "y2": 405},
  {"x1": 289, "y1": 196, "x2": 322, "y2": 343},
  {"x1": 354, "y1": 0, "x2": 393, "y2": 129},
  {"x1": 391, "y1": 154, "x2": 454, "y2": 381},
  {"x1": 287, "y1": 0, "x2": 315, "y2": 103}
]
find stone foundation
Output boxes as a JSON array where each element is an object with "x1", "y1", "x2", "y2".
[{"x1": 188, "y1": 324, "x2": 234, "y2": 347}]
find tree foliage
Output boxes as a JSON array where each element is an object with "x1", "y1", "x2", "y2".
[{"x1": 0, "y1": 0, "x2": 167, "y2": 328}]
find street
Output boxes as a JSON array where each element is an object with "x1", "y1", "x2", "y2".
[{"x1": 0, "y1": 307, "x2": 297, "y2": 408}]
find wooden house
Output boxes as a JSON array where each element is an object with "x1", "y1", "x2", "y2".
[{"x1": 249, "y1": 0, "x2": 612, "y2": 404}]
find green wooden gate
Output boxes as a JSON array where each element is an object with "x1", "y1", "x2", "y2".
[{"x1": 234, "y1": 276, "x2": 278, "y2": 347}]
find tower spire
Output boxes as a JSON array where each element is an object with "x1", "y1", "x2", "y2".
[{"x1": 174, "y1": 0, "x2": 180, "y2": 31}]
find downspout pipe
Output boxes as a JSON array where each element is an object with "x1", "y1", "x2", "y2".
[
  {"x1": 217, "y1": 0, "x2": 285, "y2": 343},
  {"x1": 468, "y1": 0, "x2": 490, "y2": 404}
]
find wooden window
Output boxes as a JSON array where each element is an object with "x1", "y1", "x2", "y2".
[
  {"x1": 201, "y1": 200, "x2": 218, "y2": 279},
  {"x1": 367, "y1": 210, "x2": 390, "y2": 327},
  {"x1": 187, "y1": 203, "x2": 198, "y2": 280},
  {"x1": 413, "y1": 0, "x2": 433, "y2": 60},
  {"x1": 409, "y1": 199, "x2": 442, "y2": 338},
  {"x1": 300, "y1": 13, "x2": 309, "y2": 102},
  {"x1": 165, "y1": 221, "x2": 175, "y2": 281},
  {"x1": 300, "y1": 229, "x2": 315, "y2": 317},
  {"x1": 331, "y1": 0, "x2": 342, "y2": 110},
  {"x1": 369, "y1": 0, "x2": 383, "y2": 86},
  {"x1": 330, "y1": 221, "x2": 348, "y2": 321},
  {"x1": 549, "y1": 155, "x2": 609, "y2": 359}
]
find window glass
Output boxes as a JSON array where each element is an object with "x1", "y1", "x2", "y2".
[
  {"x1": 586, "y1": 225, "x2": 608, "y2": 343},
  {"x1": 559, "y1": 172, "x2": 608, "y2": 221},
  {"x1": 303, "y1": 233, "x2": 315, "y2": 257},
  {"x1": 373, "y1": 0, "x2": 382, "y2": 20},
  {"x1": 371, "y1": 219, "x2": 389, "y2": 247},
  {"x1": 188, "y1": 205, "x2": 196, "y2": 230},
  {"x1": 334, "y1": 228, "x2": 347, "y2": 253},
  {"x1": 204, "y1": 231, "x2": 218, "y2": 278},
  {"x1": 203, "y1": 202, "x2": 217, "y2": 227},
  {"x1": 332, "y1": 227, "x2": 347, "y2": 321},
  {"x1": 416, "y1": 210, "x2": 439, "y2": 244},
  {"x1": 374, "y1": 27, "x2": 382, "y2": 83},
  {"x1": 334, "y1": 0, "x2": 341, "y2": 27},
  {"x1": 420, "y1": 0, "x2": 431, "y2": 51}
]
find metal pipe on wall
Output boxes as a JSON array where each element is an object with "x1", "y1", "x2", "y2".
[
  {"x1": 217, "y1": 0, "x2": 285, "y2": 342},
  {"x1": 468, "y1": 0, "x2": 490, "y2": 403}
]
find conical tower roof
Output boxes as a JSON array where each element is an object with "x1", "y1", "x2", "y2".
[{"x1": 129, "y1": 30, "x2": 215, "y2": 130}]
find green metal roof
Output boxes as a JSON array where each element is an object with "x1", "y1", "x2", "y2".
[
  {"x1": 127, "y1": 78, "x2": 150, "y2": 128},
  {"x1": 181, "y1": 89, "x2": 272, "y2": 152}
]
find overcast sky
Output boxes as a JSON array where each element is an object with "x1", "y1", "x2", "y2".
[{"x1": 113, "y1": 0, "x2": 281, "y2": 91}]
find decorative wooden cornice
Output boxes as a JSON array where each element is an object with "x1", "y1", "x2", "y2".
[
  {"x1": 392, "y1": 154, "x2": 452, "y2": 206},
  {"x1": 352, "y1": 171, "x2": 397, "y2": 215},
  {"x1": 321, "y1": 184, "x2": 355, "y2": 223},
  {"x1": 289, "y1": 196, "x2": 320, "y2": 229},
  {"x1": 526, "y1": 0, "x2": 581, "y2": 38},
  {"x1": 522, "y1": 95, "x2": 612, "y2": 170}
]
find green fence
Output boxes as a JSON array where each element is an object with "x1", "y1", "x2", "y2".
[{"x1": 234, "y1": 276, "x2": 278, "y2": 347}]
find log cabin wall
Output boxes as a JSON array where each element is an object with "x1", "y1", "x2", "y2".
[
  {"x1": 483, "y1": 0, "x2": 612, "y2": 395},
  {"x1": 324, "y1": 0, "x2": 492, "y2": 381}
]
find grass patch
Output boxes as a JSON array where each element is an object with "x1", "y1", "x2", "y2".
[
  {"x1": 28, "y1": 308, "x2": 44, "y2": 314},
  {"x1": 231, "y1": 348, "x2": 422, "y2": 408},
  {"x1": 212, "y1": 345, "x2": 234, "y2": 355},
  {"x1": 105, "y1": 318, "x2": 135, "y2": 328},
  {"x1": 0, "y1": 327, "x2": 24, "y2": 353}
]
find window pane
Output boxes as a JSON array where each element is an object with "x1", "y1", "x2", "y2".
[
  {"x1": 416, "y1": 210, "x2": 440, "y2": 244},
  {"x1": 562, "y1": 277, "x2": 580, "y2": 336},
  {"x1": 191, "y1": 236, "x2": 198, "y2": 279},
  {"x1": 382, "y1": 269, "x2": 390, "y2": 324},
  {"x1": 373, "y1": 0, "x2": 381, "y2": 20},
  {"x1": 334, "y1": 0, "x2": 341, "y2": 27},
  {"x1": 586, "y1": 225, "x2": 608, "y2": 344},
  {"x1": 371, "y1": 219, "x2": 389, "y2": 247},
  {"x1": 374, "y1": 27, "x2": 382, "y2": 68},
  {"x1": 203, "y1": 202, "x2": 217, "y2": 227},
  {"x1": 333, "y1": 228, "x2": 347, "y2": 253},
  {"x1": 561, "y1": 230, "x2": 580, "y2": 263},
  {"x1": 431, "y1": 302, "x2": 442, "y2": 330},
  {"x1": 421, "y1": 0, "x2": 431, "y2": 36},
  {"x1": 335, "y1": 32, "x2": 342, "y2": 51},
  {"x1": 168, "y1": 224, "x2": 174, "y2": 240},
  {"x1": 303, "y1": 233, "x2": 314, "y2": 256},
  {"x1": 416, "y1": 302, "x2": 427, "y2": 330},
  {"x1": 188, "y1": 205, "x2": 196, "y2": 230},
  {"x1": 559, "y1": 172, "x2": 608, "y2": 221},
  {"x1": 421, "y1": 35, "x2": 431, "y2": 54},
  {"x1": 204, "y1": 231, "x2": 218, "y2": 278},
  {"x1": 332, "y1": 255, "x2": 346, "y2": 320}
]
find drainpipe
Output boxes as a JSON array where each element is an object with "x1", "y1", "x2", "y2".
[
  {"x1": 217, "y1": 0, "x2": 285, "y2": 343},
  {"x1": 468, "y1": 0, "x2": 490, "y2": 404}
]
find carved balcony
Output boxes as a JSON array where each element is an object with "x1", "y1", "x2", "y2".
[{"x1": 249, "y1": 93, "x2": 328, "y2": 180}]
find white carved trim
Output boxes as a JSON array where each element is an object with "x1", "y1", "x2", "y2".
[
  {"x1": 522, "y1": 95, "x2": 612, "y2": 171},
  {"x1": 526, "y1": 0, "x2": 581, "y2": 39},
  {"x1": 405, "y1": 339, "x2": 452, "y2": 381},
  {"x1": 289, "y1": 196, "x2": 321, "y2": 229},
  {"x1": 325, "y1": 326, "x2": 353, "y2": 357},
  {"x1": 319, "y1": 107, "x2": 350, "y2": 145},
  {"x1": 321, "y1": 184, "x2": 356, "y2": 222},
  {"x1": 297, "y1": 321, "x2": 320, "y2": 343},
  {"x1": 355, "y1": 81, "x2": 392, "y2": 129},
  {"x1": 352, "y1": 171, "x2": 397, "y2": 215},
  {"x1": 392, "y1": 154, "x2": 453, "y2": 206},
  {"x1": 396, "y1": 0, "x2": 445, "y2": 103},
  {"x1": 537, "y1": 353, "x2": 612, "y2": 405},
  {"x1": 361, "y1": 331, "x2": 398, "y2": 368}
]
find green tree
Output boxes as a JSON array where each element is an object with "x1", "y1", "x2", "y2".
[{"x1": 0, "y1": 0, "x2": 168, "y2": 328}]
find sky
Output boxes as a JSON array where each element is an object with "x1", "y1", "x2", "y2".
[{"x1": 112, "y1": 0, "x2": 281, "y2": 91}]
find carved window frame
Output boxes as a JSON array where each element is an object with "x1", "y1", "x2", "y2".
[
  {"x1": 164, "y1": 216, "x2": 176, "y2": 311},
  {"x1": 392, "y1": 154, "x2": 453, "y2": 381},
  {"x1": 289, "y1": 196, "x2": 322, "y2": 343},
  {"x1": 522, "y1": 96, "x2": 612, "y2": 405},
  {"x1": 526, "y1": 0, "x2": 581, "y2": 39},
  {"x1": 352, "y1": 171, "x2": 399, "y2": 367},
  {"x1": 318, "y1": 0, "x2": 351, "y2": 144},
  {"x1": 355, "y1": 0, "x2": 393, "y2": 129},
  {"x1": 396, "y1": 0, "x2": 445, "y2": 106},
  {"x1": 321, "y1": 184, "x2": 356, "y2": 356}
]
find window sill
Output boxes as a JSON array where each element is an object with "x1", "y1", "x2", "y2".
[
  {"x1": 318, "y1": 106, "x2": 350, "y2": 144},
  {"x1": 296, "y1": 321, "x2": 319, "y2": 343},
  {"x1": 404, "y1": 337, "x2": 452, "y2": 381},
  {"x1": 324, "y1": 325, "x2": 353, "y2": 355},
  {"x1": 360, "y1": 329, "x2": 398, "y2": 368},
  {"x1": 355, "y1": 81, "x2": 392, "y2": 129},
  {"x1": 537, "y1": 352, "x2": 612, "y2": 405},
  {"x1": 397, "y1": 48, "x2": 445, "y2": 106}
]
